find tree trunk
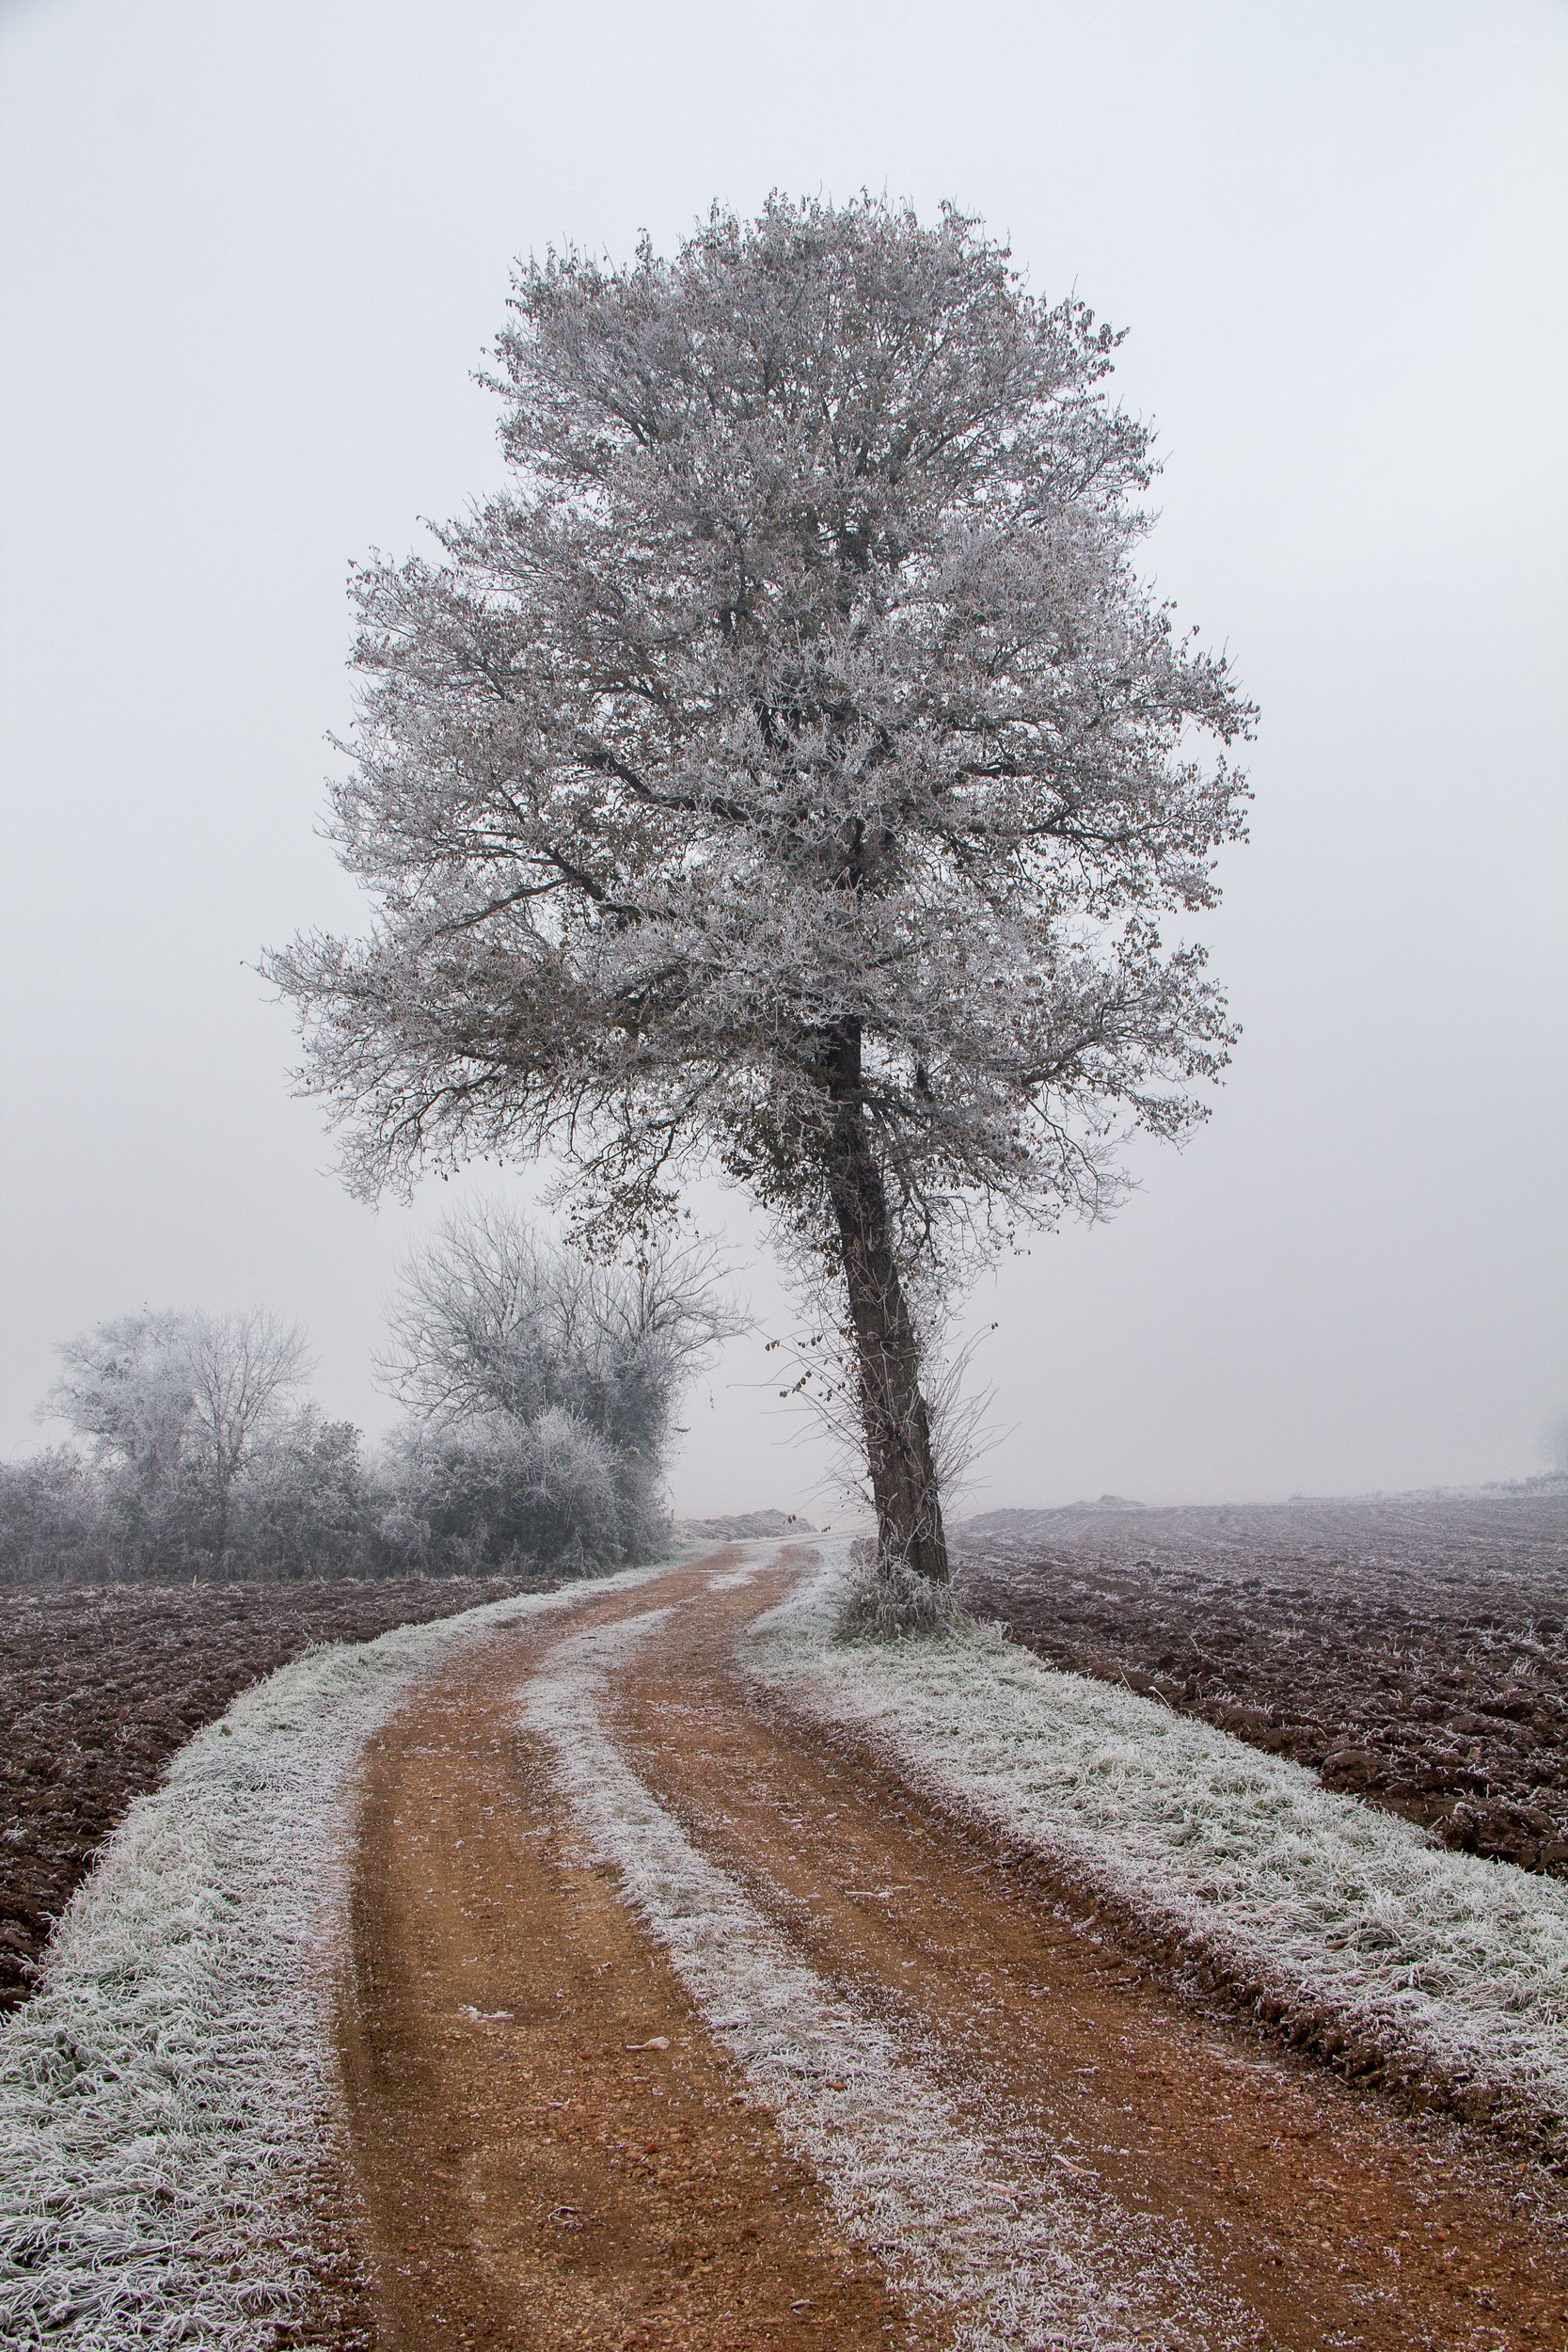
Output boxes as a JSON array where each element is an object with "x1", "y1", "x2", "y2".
[{"x1": 824, "y1": 1024, "x2": 949, "y2": 1584}]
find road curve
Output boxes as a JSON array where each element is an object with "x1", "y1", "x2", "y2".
[{"x1": 333, "y1": 1545, "x2": 1568, "y2": 2350}]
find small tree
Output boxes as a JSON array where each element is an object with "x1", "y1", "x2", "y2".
[
  {"x1": 231, "y1": 1408, "x2": 372, "y2": 1578},
  {"x1": 0, "y1": 1449, "x2": 114, "y2": 1584},
  {"x1": 379, "y1": 1200, "x2": 733, "y2": 1564},
  {"x1": 48, "y1": 1311, "x2": 195, "y2": 1501},
  {"x1": 267, "y1": 196, "x2": 1250, "y2": 1588},
  {"x1": 380, "y1": 1410, "x2": 626, "y2": 1573},
  {"x1": 48, "y1": 1309, "x2": 310, "y2": 1569}
]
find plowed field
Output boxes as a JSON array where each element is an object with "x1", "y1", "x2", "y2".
[
  {"x1": 955, "y1": 1486, "x2": 1568, "y2": 1876},
  {"x1": 0, "y1": 1574, "x2": 551, "y2": 2011}
]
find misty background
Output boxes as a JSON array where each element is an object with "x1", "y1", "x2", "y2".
[{"x1": 1, "y1": 0, "x2": 1563, "y2": 1518}]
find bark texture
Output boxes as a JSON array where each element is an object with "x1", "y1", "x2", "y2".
[{"x1": 826, "y1": 1023, "x2": 948, "y2": 1583}]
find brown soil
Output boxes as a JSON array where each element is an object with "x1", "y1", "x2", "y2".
[
  {"x1": 339, "y1": 1545, "x2": 1568, "y2": 2350},
  {"x1": 956, "y1": 1488, "x2": 1568, "y2": 1877},
  {"x1": 0, "y1": 1573, "x2": 553, "y2": 2011},
  {"x1": 336, "y1": 1551, "x2": 938, "y2": 2351}
]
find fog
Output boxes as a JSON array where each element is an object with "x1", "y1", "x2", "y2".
[{"x1": 2, "y1": 0, "x2": 1563, "y2": 1517}]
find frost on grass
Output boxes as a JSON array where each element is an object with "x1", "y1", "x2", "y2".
[
  {"x1": 525, "y1": 1604, "x2": 1254, "y2": 2352},
  {"x1": 836, "y1": 1542, "x2": 968, "y2": 1641},
  {"x1": 0, "y1": 1562, "x2": 677, "y2": 2350},
  {"x1": 751, "y1": 1543, "x2": 1568, "y2": 2149}
]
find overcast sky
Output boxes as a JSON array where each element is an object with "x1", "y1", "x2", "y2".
[{"x1": 1, "y1": 0, "x2": 1563, "y2": 1517}]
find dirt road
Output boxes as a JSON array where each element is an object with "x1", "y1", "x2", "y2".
[{"x1": 334, "y1": 1546, "x2": 1568, "y2": 2349}]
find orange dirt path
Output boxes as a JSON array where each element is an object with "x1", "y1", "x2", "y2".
[
  {"x1": 336, "y1": 1547, "x2": 1568, "y2": 2349},
  {"x1": 335, "y1": 1553, "x2": 940, "y2": 2350}
]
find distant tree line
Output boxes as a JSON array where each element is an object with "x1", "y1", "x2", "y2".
[{"x1": 0, "y1": 1208, "x2": 731, "y2": 1583}]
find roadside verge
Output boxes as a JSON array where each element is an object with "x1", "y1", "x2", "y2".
[
  {"x1": 747, "y1": 1544, "x2": 1568, "y2": 2158},
  {"x1": 0, "y1": 1560, "x2": 680, "y2": 2351}
]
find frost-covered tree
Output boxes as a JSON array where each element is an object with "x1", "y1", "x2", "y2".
[
  {"x1": 267, "y1": 196, "x2": 1251, "y2": 1587},
  {"x1": 377, "y1": 1202, "x2": 733, "y2": 1565},
  {"x1": 379, "y1": 1409, "x2": 627, "y2": 1574},
  {"x1": 0, "y1": 1448, "x2": 115, "y2": 1583},
  {"x1": 47, "y1": 1309, "x2": 311, "y2": 1568},
  {"x1": 380, "y1": 1201, "x2": 732, "y2": 1454},
  {"x1": 230, "y1": 1408, "x2": 371, "y2": 1578},
  {"x1": 48, "y1": 1311, "x2": 196, "y2": 1497}
]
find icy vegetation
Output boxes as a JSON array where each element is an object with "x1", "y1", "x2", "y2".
[
  {"x1": 749, "y1": 1544, "x2": 1568, "y2": 2149},
  {"x1": 0, "y1": 1563, "x2": 675, "y2": 2348},
  {"x1": 526, "y1": 1594, "x2": 1251, "y2": 2352},
  {"x1": 376, "y1": 1203, "x2": 734, "y2": 1574},
  {"x1": 4, "y1": 1214, "x2": 730, "y2": 1583}
]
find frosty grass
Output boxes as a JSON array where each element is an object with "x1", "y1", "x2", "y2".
[
  {"x1": 0, "y1": 1558, "x2": 677, "y2": 2350},
  {"x1": 747, "y1": 1540, "x2": 1568, "y2": 2140}
]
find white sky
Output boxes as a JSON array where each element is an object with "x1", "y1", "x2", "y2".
[{"x1": 1, "y1": 0, "x2": 1564, "y2": 1516}]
